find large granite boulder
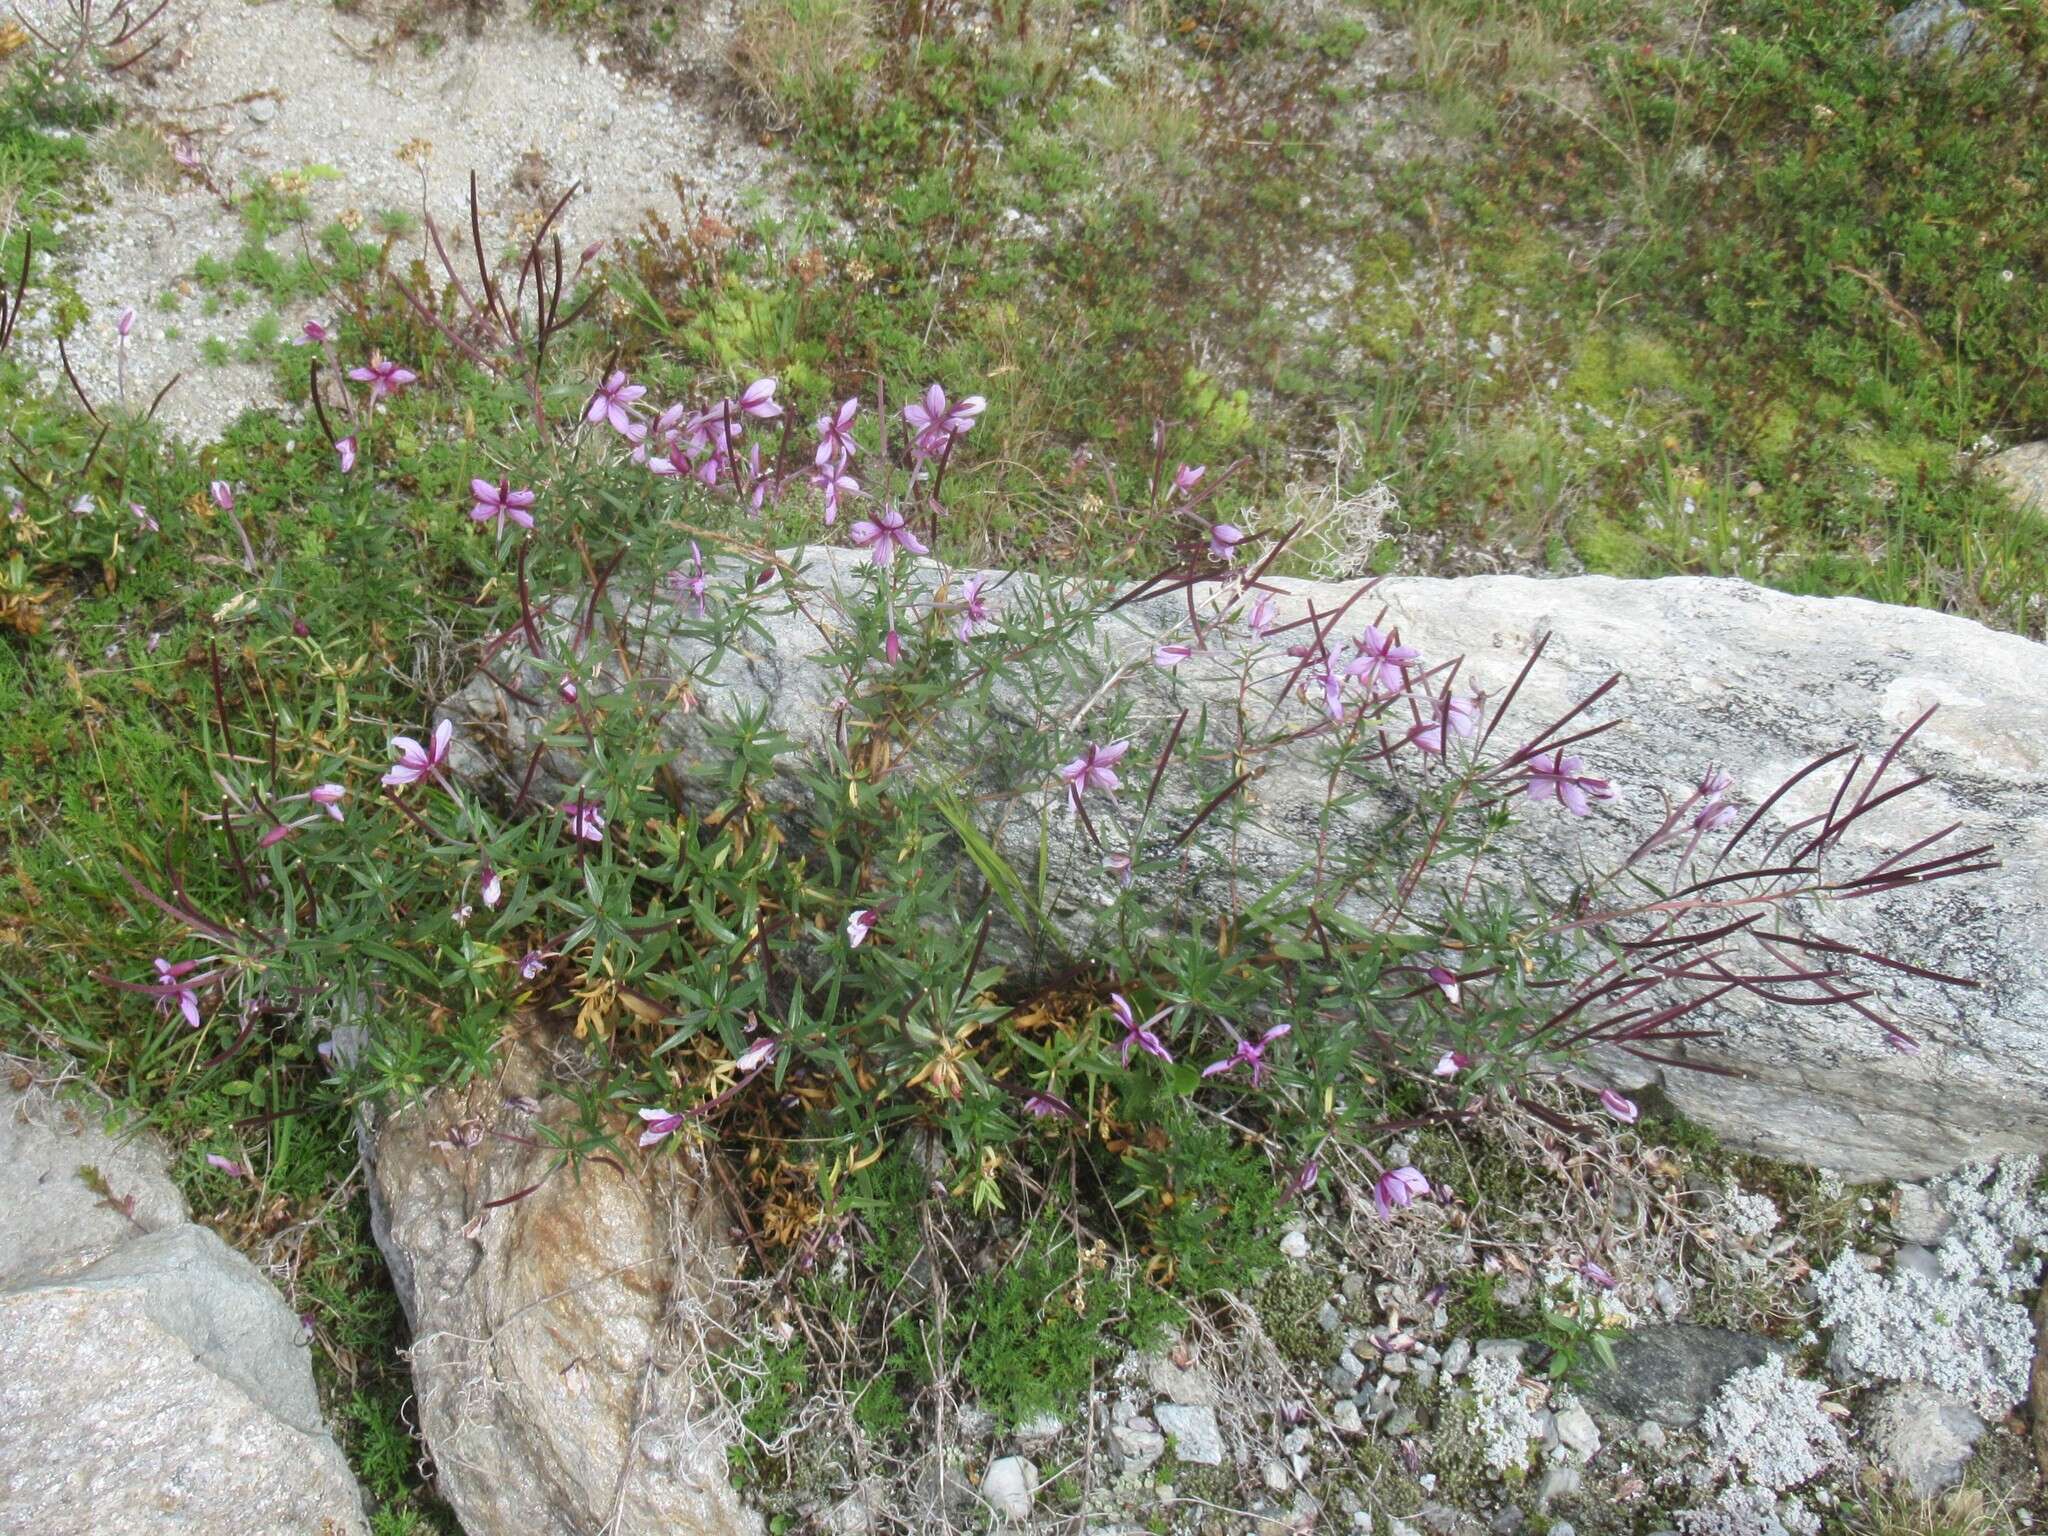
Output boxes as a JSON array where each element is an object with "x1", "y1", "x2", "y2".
[
  {"x1": 0, "y1": 1077, "x2": 369, "y2": 1535},
  {"x1": 438, "y1": 553, "x2": 2048, "y2": 1180},
  {"x1": 362, "y1": 1031, "x2": 760, "y2": 1536}
]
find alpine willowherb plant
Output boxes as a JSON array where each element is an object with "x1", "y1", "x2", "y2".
[{"x1": 77, "y1": 181, "x2": 1990, "y2": 1237}]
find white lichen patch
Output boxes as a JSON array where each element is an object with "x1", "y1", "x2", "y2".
[
  {"x1": 1814, "y1": 1156, "x2": 2046, "y2": 1417},
  {"x1": 1698, "y1": 1355, "x2": 1844, "y2": 1494},
  {"x1": 1462, "y1": 1354, "x2": 1545, "y2": 1476}
]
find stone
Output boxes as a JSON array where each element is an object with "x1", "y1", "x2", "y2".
[
  {"x1": 1884, "y1": 0, "x2": 1981, "y2": 62},
  {"x1": 362, "y1": 1031, "x2": 758, "y2": 1536},
  {"x1": 980, "y1": 1456, "x2": 1037, "y2": 1521},
  {"x1": 1109, "y1": 1404, "x2": 1167, "y2": 1471},
  {"x1": 1153, "y1": 1402, "x2": 1225, "y2": 1465},
  {"x1": 1579, "y1": 1326, "x2": 1782, "y2": 1428},
  {"x1": 0, "y1": 1082, "x2": 368, "y2": 1534},
  {"x1": 1318, "y1": 1302, "x2": 1344, "y2": 1332},
  {"x1": 1262, "y1": 1458, "x2": 1293, "y2": 1493},
  {"x1": 1146, "y1": 1349, "x2": 1222, "y2": 1406},
  {"x1": 1280, "y1": 1230, "x2": 1311, "y2": 1259},
  {"x1": 1987, "y1": 441, "x2": 2048, "y2": 516},
  {"x1": 1015, "y1": 1411, "x2": 1064, "y2": 1446},
  {"x1": 440, "y1": 554, "x2": 2048, "y2": 1179},
  {"x1": 1331, "y1": 1400, "x2": 1364, "y2": 1435},
  {"x1": 1892, "y1": 1183, "x2": 1952, "y2": 1245},
  {"x1": 1552, "y1": 1404, "x2": 1602, "y2": 1460},
  {"x1": 1636, "y1": 1420, "x2": 1667, "y2": 1450},
  {"x1": 1534, "y1": 1465, "x2": 1582, "y2": 1507},
  {"x1": 1862, "y1": 1384, "x2": 1986, "y2": 1493},
  {"x1": 1327, "y1": 1349, "x2": 1366, "y2": 1394},
  {"x1": 1441, "y1": 1337, "x2": 1473, "y2": 1376}
]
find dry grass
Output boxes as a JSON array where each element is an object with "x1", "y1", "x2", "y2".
[
  {"x1": 728, "y1": 0, "x2": 880, "y2": 126},
  {"x1": 1844, "y1": 1482, "x2": 2013, "y2": 1536}
]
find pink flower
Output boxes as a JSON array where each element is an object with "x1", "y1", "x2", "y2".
[
  {"x1": 1244, "y1": 592, "x2": 1279, "y2": 638},
  {"x1": 115, "y1": 305, "x2": 135, "y2": 339},
  {"x1": 348, "y1": 356, "x2": 417, "y2": 401},
  {"x1": 1525, "y1": 753, "x2": 1619, "y2": 817},
  {"x1": 1059, "y1": 739, "x2": 1129, "y2": 812},
  {"x1": 309, "y1": 783, "x2": 347, "y2": 820},
  {"x1": 735, "y1": 1037, "x2": 779, "y2": 1074},
  {"x1": 154, "y1": 957, "x2": 205, "y2": 1029},
  {"x1": 1173, "y1": 463, "x2": 1207, "y2": 497},
  {"x1": 1285, "y1": 1155, "x2": 1321, "y2": 1200},
  {"x1": 470, "y1": 477, "x2": 536, "y2": 531},
  {"x1": 335, "y1": 436, "x2": 357, "y2": 474},
  {"x1": 1694, "y1": 767, "x2": 1737, "y2": 832},
  {"x1": 585, "y1": 370, "x2": 646, "y2": 435},
  {"x1": 559, "y1": 679, "x2": 579, "y2": 705},
  {"x1": 1598, "y1": 1088, "x2": 1639, "y2": 1124},
  {"x1": 561, "y1": 799, "x2": 607, "y2": 843},
  {"x1": 815, "y1": 397, "x2": 859, "y2": 464},
  {"x1": 1154, "y1": 642, "x2": 1194, "y2": 670},
  {"x1": 1348, "y1": 624, "x2": 1420, "y2": 693},
  {"x1": 902, "y1": 383, "x2": 985, "y2": 459},
  {"x1": 205, "y1": 1153, "x2": 247, "y2": 1178},
  {"x1": 637, "y1": 1106, "x2": 687, "y2": 1147},
  {"x1": 667, "y1": 542, "x2": 710, "y2": 615},
  {"x1": 480, "y1": 866, "x2": 503, "y2": 908},
  {"x1": 381, "y1": 719, "x2": 454, "y2": 789},
  {"x1": 848, "y1": 505, "x2": 927, "y2": 566},
  {"x1": 1103, "y1": 851, "x2": 1133, "y2": 887},
  {"x1": 1373, "y1": 1165, "x2": 1431, "y2": 1220},
  {"x1": 739, "y1": 377, "x2": 783, "y2": 420},
  {"x1": 952, "y1": 575, "x2": 992, "y2": 641},
  {"x1": 299, "y1": 320, "x2": 331, "y2": 345},
  {"x1": 1432, "y1": 1050, "x2": 1471, "y2": 1077},
  {"x1": 1577, "y1": 1258, "x2": 1617, "y2": 1290},
  {"x1": 1427, "y1": 965, "x2": 1462, "y2": 1005},
  {"x1": 884, "y1": 629, "x2": 902, "y2": 664},
  {"x1": 1207, "y1": 523, "x2": 1245, "y2": 562},
  {"x1": 518, "y1": 950, "x2": 549, "y2": 981},
  {"x1": 130, "y1": 502, "x2": 158, "y2": 532},
  {"x1": 1409, "y1": 695, "x2": 1482, "y2": 755},
  {"x1": 1200, "y1": 1022, "x2": 1291, "y2": 1087},
  {"x1": 1023, "y1": 1090, "x2": 1075, "y2": 1121},
  {"x1": 847, "y1": 908, "x2": 876, "y2": 947},
  {"x1": 809, "y1": 462, "x2": 860, "y2": 524},
  {"x1": 1110, "y1": 992, "x2": 1174, "y2": 1066},
  {"x1": 210, "y1": 480, "x2": 234, "y2": 512}
]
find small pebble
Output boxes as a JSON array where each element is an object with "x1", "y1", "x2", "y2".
[{"x1": 1280, "y1": 1230, "x2": 1311, "y2": 1260}]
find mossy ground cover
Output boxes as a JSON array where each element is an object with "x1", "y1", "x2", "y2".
[{"x1": 2, "y1": 0, "x2": 2045, "y2": 1521}]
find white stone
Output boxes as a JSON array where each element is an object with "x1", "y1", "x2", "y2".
[
  {"x1": 980, "y1": 1456, "x2": 1037, "y2": 1522},
  {"x1": 1154, "y1": 1403, "x2": 1225, "y2": 1466}
]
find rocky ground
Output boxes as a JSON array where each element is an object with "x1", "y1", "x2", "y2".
[{"x1": 11, "y1": 0, "x2": 779, "y2": 438}]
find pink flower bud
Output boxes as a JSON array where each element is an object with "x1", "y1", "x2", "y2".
[{"x1": 210, "y1": 480, "x2": 234, "y2": 512}]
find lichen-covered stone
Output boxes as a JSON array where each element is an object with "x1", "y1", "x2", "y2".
[
  {"x1": 439, "y1": 553, "x2": 2048, "y2": 1178},
  {"x1": 362, "y1": 1031, "x2": 759, "y2": 1536}
]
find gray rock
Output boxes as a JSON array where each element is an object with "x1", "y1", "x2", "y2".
[
  {"x1": 1636, "y1": 1420, "x2": 1668, "y2": 1450},
  {"x1": 440, "y1": 555, "x2": 2048, "y2": 1180},
  {"x1": 1262, "y1": 1458, "x2": 1293, "y2": 1493},
  {"x1": 1110, "y1": 1403, "x2": 1167, "y2": 1471},
  {"x1": 1863, "y1": 1384, "x2": 1986, "y2": 1493},
  {"x1": 362, "y1": 1034, "x2": 758, "y2": 1536},
  {"x1": 1893, "y1": 1242, "x2": 1944, "y2": 1281},
  {"x1": 1884, "y1": 0, "x2": 1981, "y2": 62},
  {"x1": 1327, "y1": 1348, "x2": 1366, "y2": 1394},
  {"x1": 1331, "y1": 1400, "x2": 1364, "y2": 1435},
  {"x1": 1318, "y1": 1301, "x2": 1344, "y2": 1332},
  {"x1": 1580, "y1": 1326, "x2": 1782, "y2": 1428},
  {"x1": 1552, "y1": 1404, "x2": 1602, "y2": 1460},
  {"x1": 980, "y1": 1456, "x2": 1038, "y2": 1521},
  {"x1": 1988, "y1": 441, "x2": 2048, "y2": 517},
  {"x1": 245, "y1": 95, "x2": 278, "y2": 124},
  {"x1": 1535, "y1": 1465, "x2": 1582, "y2": 1507},
  {"x1": 1145, "y1": 1350, "x2": 1222, "y2": 1407},
  {"x1": 1015, "y1": 1411, "x2": 1064, "y2": 1446},
  {"x1": 1475, "y1": 1338, "x2": 1527, "y2": 1364},
  {"x1": 1154, "y1": 1402, "x2": 1225, "y2": 1465},
  {"x1": 1441, "y1": 1337, "x2": 1473, "y2": 1377},
  {"x1": 0, "y1": 1083, "x2": 367, "y2": 1534},
  {"x1": 1892, "y1": 1183, "x2": 1952, "y2": 1245}
]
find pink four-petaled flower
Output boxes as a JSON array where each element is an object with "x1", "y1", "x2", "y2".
[
  {"x1": 561, "y1": 799, "x2": 607, "y2": 843},
  {"x1": 381, "y1": 719, "x2": 453, "y2": 789},
  {"x1": 470, "y1": 477, "x2": 536, "y2": 531},
  {"x1": 1348, "y1": 624, "x2": 1420, "y2": 693},
  {"x1": 1373, "y1": 1165, "x2": 1431, "y2": 1220},
  {"x1": 586, "y1": 370, "x2": 647, "y2": 435},
  {"x1": 348, "y1": 356, "x2": 418, "y2": 401},
  {"x1": 1059, "y1": 739, "x2": 1129, "y2": 813},
  {"x1": 1110, "y1": 992, "x2": 1174, "y2": 1066},
  {"x1": 1525, "y1": 752, "x2": 1618, "y2": 817},
  {"x1": 901, "y1": 384, "x2": 985, "y2": 459},
  {"x1": 848, "y1": 505, "x2": 927, "y2": 566},
  {"x1": 1200, "y1": 1022, "x2": 1291, "y2": 1087}
]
